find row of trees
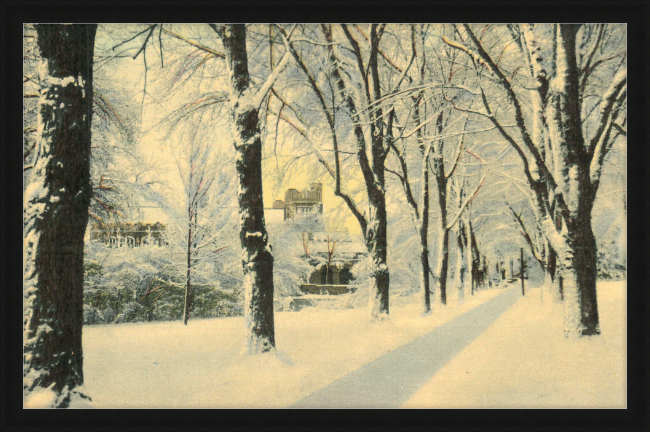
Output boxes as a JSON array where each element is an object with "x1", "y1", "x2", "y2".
[{"x1": 23, "y1": 23, "x2": 626, "y2": 406}]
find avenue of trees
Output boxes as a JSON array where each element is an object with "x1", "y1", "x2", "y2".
[{"x1": 23, "y1": 23, "x2": 626, "y2": 406}]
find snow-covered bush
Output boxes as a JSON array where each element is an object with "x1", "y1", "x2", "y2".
[
  {"x1": 596, "y1": 220, "x2": 626, "y2": 280},
  {"x1": 268, "y1": 214, "x2": 325, "y2": 297},
  {"x1": 83, "y1": 305, "x2": 105, "y2": 325},
  {"x1": 83, "y1": 243, "x2": 244, "y2": 324},
  {"x1": 597, "y1": 241, "x2": 626, "y2": 280}
]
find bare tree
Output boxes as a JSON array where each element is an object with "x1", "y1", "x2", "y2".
[
  {"x1": 275, "y1": 24, "x2": 418, "y2": 320},
  {"x1": 23, "y1": 24, "x2": 97, "y2": 407},
  {"x1": 212, "y1": 23, "x2": 291, "y2": 353},
  {"x1": 444, "y1": 24, "x2": 626, "y2": 336},
  {"x1": 170, "y1": 140, "x2": 217, "y2": 325},
  {"x1": 381, "y1": 26, "x2": 436, "y2": 313}
]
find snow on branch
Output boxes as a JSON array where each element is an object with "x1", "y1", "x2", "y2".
[
  {"x1": 249, "y1": 25, "x2": 297, "y2": 109},
  {"x1": 587, "y1": 69, "x2": 627, "y2": 158},
  {"x1": 446, "y1": 175, "x2": 486, "y2": 231}
]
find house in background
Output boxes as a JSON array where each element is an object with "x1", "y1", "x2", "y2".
[{"x1": 270, "y1": 183, "x2": 324, "y2": 221}]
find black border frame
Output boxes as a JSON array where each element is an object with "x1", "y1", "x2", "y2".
[{"x1": 2, "y1": 2, "x2": 649, "y2": 431}]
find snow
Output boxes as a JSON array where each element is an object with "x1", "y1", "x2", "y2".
[
  {"x1": 44, "y1": 75, "x2": 79, "y2": 88},
  {"x1": 80, "y1": 288, "x2": 502, "y2": 408},
  {"x1": 29, "y1": 281, "x2": 626, "y2": 409},
  {"x1": 402, "y1": 280, "x2": 626, "y2": 408},
  {"x1": 24, "y1": 384, "x2": 93, "y2": 409},
  {"x1": 24, "y1": 385, "x2": 58, "y2": 409}
]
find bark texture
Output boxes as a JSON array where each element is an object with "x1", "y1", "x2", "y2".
[
  {"x1": 455, "y1": 221, "x2": 468, "y2": 304},
  {"x1": 468, "y1": 221, "x2": 480, "y2": 295},
  {"x1": 545, "y1": 25, "x2": 602, "y2": 336},
  {"x1": 419, "y1": 154, "x2": 431, "y2": 313},
  {"x1": 219, "y1": 24, "x2": 275, "y2": 353},
  {"x1": 23, "y1": 24, "x2": 97, "y2": 407},
  {"x1": 432, "y1": 119, "x2": 449, "y2": 305},
  {"x1": 435, "y1": 227, "x2": 450, "y2": 305},
  {"x1": 182, "y1": 217, "x2": 192, "y2": 325}
]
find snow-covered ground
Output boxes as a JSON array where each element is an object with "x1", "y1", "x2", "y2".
[
  {"x1": 79, "y1": 287, "x2": 503, "y2": 408},
  {"x1": 28, "y1": 281, "x2": 625, "y2": 409},
  {"x1": 402, "y1": 280, "x2": 627, "y2": 408}
]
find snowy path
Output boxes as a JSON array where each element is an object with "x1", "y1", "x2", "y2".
[{"x1": 289, "y1": 287, "x2": 521, "y2": 408}]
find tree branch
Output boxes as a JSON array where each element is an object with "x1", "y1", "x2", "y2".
[
  {"x1": 508, "y1": 204, "x2": 544, "y2": 266},
  {"x1": 340, "y1": 24, "x2": 371, "y2": 105},
  {"x1": 457, "y1": 25, "x2": 559, "y2": 193},
  {"x1": 587, "y1": 69, "x2": 627, "y2": 158},
  {"x1": 168, "y1": 26, "x2": 225, "y2": 58},
  {"x1": 277, "y1": 25, "x2": 367, "y2": 234},
  {"x1": 446, "y1": 175, "x2": 486, "y2": 231},
  {"x1": 445, "y1": 115, "x2": 469, "y2": 179},
  {"x1": 387, "y1": 141, "x2": 420, "y2": 222}
]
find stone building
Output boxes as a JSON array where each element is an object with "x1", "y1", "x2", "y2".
[
  {"x1": 89, "y1": 221, "x2": 168, "y2": 248},
  {"x1": 272, "y1": 183, "x2": 324, "y2": 220}
]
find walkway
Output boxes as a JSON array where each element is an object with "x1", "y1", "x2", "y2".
[{"x1": 289, "y1": 287, "x2": 521, "y2": 408}]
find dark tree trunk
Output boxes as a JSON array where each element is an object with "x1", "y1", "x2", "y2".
[
  {"x1": 319, "y1": 24, "x2": 391, "y2": 320},
  {"x1": 559, "y1": 215, "x2": 600, "y2": 335},
  {"x1": 520, "y1": 248, "x2": 526, "y2": 296},
  {"x1": 410, "y1": 92, "x2": 432, "y2": 314},
  {"x1": 183, "y1": 217, "x2": 192, "y2": 325},
  {"x1": 547, "y1": 241, "x2": 562, "y2": 302},
  {"x1": 219, "y1": 24, "x2": 275, "y2": 353},
  {"x1": 432, "y1": 144, "x2": 449, "y2": 305},
  {"x1": 468, "y1": 221, "x2": 480, "y2": 295},
  {"x1": 366, "y1": 193, "x2": 390, "y2": 320},
  {"x1": 547, "y1": 25, "x2": 601, "y2": 336},
  {"x1": 420, "y1": 160, "x2": 431, "y2": 313},
  {"x1": 436, "y1": 228, "x2": 450, "y2": 305},
  {"x1": 23, "y1": 24, "x2": 96, "y2": 407}
]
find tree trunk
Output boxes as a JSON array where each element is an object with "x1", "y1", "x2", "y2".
[
  {"x1": 468, "y1": 220, "x2": 480, "y2": 295},
  {"x1": 420, "y1": 151, "x2": 431, "y2": 314},
  {"x1": 455, "y1": 223, "x2": 467, "y2": 304},
  {"x1": 220, "y1": 24, "x2": 275, "y2": 353},
  {"x1": 547, "y1": 242, "x2": 562, "y2": 302},
  {"x1": 468, "y1": 223, "x2": 474, "y2": 296},
  {"x1": 432, "y1": 152, "x2": 449, "y2": 305},
  {"x1": 319, "y1": 24, "x2": 391, "y2": 321},
  {"x1": 520, "y1": 248, "x2": 526, "y2": 296},
  {"x1": 23, "y1": 24, "x2": 96, "y2": 407},
  {"x1": 182, "y1": 217, "x2": 192, "y2": 325},
  {"x1": 436, "y1": 227, "x2": 450, "y2": 305},
  {"x1": 557, "y1": 217, "x2": 600, "y2": 336},
  {"x1": 545, "y1": 25, "x2": 600, "y2": 336},
  {"x1": 456, "y1": 247, "x2": 465, "y2": 304},
  {"x1": 367, "y1": 195, "x2": 390, "y2": 320}
]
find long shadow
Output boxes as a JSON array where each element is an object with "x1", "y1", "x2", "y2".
[{"x1": 288, "y1": 287, "x2": 521, "y2": 408}]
